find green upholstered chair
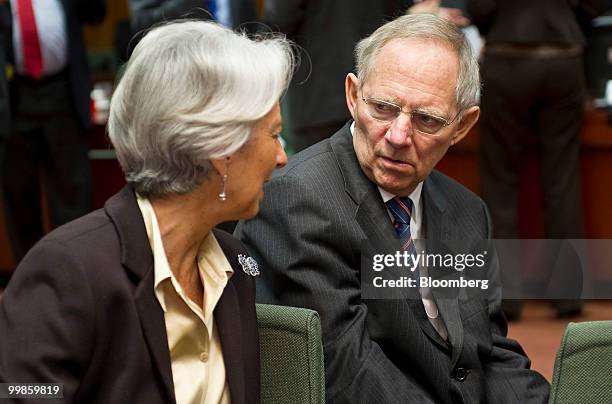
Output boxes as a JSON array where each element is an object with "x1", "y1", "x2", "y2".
[
  {"x1": 256, "y1": 304, "x2": 325, "y2": 404},
  {"x1": 549, "y1": 321, "x2": 612, "y2": 404}
]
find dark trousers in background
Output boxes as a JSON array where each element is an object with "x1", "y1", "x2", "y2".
[
  {"x1": 480, "y1": 54, "x2": 585, "y2": 239},
  {"x1": 2, "y1": 73, "x2": 91, "y2": 262},
  {"x1": 479, "y1": 53, "x2": 585, "y2": 317}
]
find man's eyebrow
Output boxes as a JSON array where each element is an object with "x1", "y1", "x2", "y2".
[
  {"x1": 412, "y1": 107, "x2": 449, "y2": 118},
  {"x1": 368, "y1": 90, "x2": 451, "y2": 116},
  {"x1": 371, "y1": 97, "x2": 448, "y2": 117},
  {"x1": 368, "y1": 95, "x2": 400, "y2": 104}
]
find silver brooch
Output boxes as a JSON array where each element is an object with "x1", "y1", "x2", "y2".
[{"x1": 238, "y1": 254, "x2": 260, "y2": 276}]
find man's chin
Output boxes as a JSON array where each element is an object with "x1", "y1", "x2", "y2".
[{"x1": 375, "y1": 176, "x2": 416, "y2": 196}]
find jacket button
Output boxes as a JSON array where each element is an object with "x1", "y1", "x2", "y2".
[{"x1": 453, "y1": 367, "x2": 469, "y2": 382}]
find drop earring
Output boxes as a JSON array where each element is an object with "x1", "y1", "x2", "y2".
[{"x1": 218, "y1": 174, "x2": 228, "y2": 202}]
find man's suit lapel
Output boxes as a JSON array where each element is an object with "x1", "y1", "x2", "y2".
[
  {"x1": 330, "y1": 123, "x2": 451, "y2": 350},
  {"x1": 330, "y1": 123, "x2": 397, "y2": 242},
  {"x1": 422, "y1": 178, "x2": 464, "y2": 366},
  {"x1": 105, "y1": 186, "x2": 176, "y2": 404}
]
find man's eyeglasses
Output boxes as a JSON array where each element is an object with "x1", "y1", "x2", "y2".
[{"x1": 361, "y1": 94, "x2": 461, "y2": 136}]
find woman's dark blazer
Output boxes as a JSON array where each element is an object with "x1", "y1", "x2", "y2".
[{"x1": 0, "y1": 186, "x2": 260, "y2": 404}]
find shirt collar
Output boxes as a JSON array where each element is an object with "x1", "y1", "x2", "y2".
[
  {"x1": 136, "y1": 194, "x2": 173, "y2": 306},
  {"x1": 196, "y1": 231, "x2": 234, "y2": 286},
  {"x1": 136, "y1": 194, "x2": 233, "y2": 312}
]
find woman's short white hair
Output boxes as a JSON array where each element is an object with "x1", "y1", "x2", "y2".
[
  {"x1": 355, "y1": 14, "x2": 480, "y2": 112},
  {"x1": 108, "y1": 20, "x2": 295, "y2": 197}
]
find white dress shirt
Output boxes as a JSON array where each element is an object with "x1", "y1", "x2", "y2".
[
  {"x1": 10, "y1": 0, "x2": 68, "y2": 77},
  {"x1": 350, "y1": 122, "x2": 448, "y2": 340}
]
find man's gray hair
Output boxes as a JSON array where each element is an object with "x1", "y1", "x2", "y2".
[
  {"x1": 355, "y1": 14, "x2": 480, "y2": 111},
  {"x1": 108, "y1": 20, "x2": 295, "y2": 197}
]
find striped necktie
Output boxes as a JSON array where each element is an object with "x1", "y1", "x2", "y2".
[
  {"x1": 386, "y1": 196, "x2": 419, "y2": 277},
  {"x1": 387, "y1": 197, "x2": 444, "y2": 329},
  {"x1": 386, "y1": 196, "x2": 415, "y2": 249}
]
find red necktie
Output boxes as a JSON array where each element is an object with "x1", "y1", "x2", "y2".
[{"x1": 16, "y1": 0, "x2": 43, "y2": 79}]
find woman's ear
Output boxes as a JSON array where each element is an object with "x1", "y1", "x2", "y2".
[
  {"x1": 209, "y1": 156, "x2": 231, "y2": 176},
  {"x1": 450, "y1": 106, "x2": 480, "y2": 146}
]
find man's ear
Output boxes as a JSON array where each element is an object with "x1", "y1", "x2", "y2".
[
  {"x1": 450, "y1": 106, "x2": 480, "y2": 146},
  {"x1": 345, "y1": 73, "x2": 359, "y2": 120}
]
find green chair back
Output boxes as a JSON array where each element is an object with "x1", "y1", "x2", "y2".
[
  {"x1": 256, "y1": 303, "x2": 325, "y2": 404},
  {"x1": 549, "y1": 321, "x2": 612, "y2": 403}
]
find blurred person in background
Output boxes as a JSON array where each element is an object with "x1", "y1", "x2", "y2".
[
  {"x1": 0, "y1": 2, "x2": 9, "y2": 167},
  {"x1": 0, "y1": 0, "x2": 105, "y2": 263},
  {"x1": 0, "y1": 20, "x2": 293, "y2": 403},
  {"x1": 467, "y1": 0, "x2": 609, "y2": 319},
  {"x1": 262, "y1": 0, "x2": 472, "y2": 153},
  {"x1": 129, "y1": 0, "x2": 256, "y2": 34}
]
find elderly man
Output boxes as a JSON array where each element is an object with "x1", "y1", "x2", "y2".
[{"x1": 236, "y1": 13, "x2": 549, "y2": 404}]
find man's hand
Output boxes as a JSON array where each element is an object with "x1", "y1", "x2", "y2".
[
  {"x1": 407, "y1": 0, "x2": 471, "y2": 28},
  {"x1": 407, "y1": 0, "x2": 440, "y2": 15},
  {"x1": 438, "y1": 7, "x2": 471, "y2": 28}
]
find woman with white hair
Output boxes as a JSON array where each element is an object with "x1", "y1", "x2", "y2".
[{"x1": 0, "y1": 20, "x2": 294, "y2": 404}]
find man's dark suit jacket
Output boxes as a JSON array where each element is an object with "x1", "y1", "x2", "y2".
[
  {"x1": 262, "y1": 0, "x2": 412, "y2": 132},
  {"x1": 236, "y1": 122, "x2": 549, "y2": 403},
  {"x1": 0, "y1": 186, "x2": 260, "y2": 404},
  {"x1": 0, "y1": 0, "x2": 106, "y2": 137}
]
